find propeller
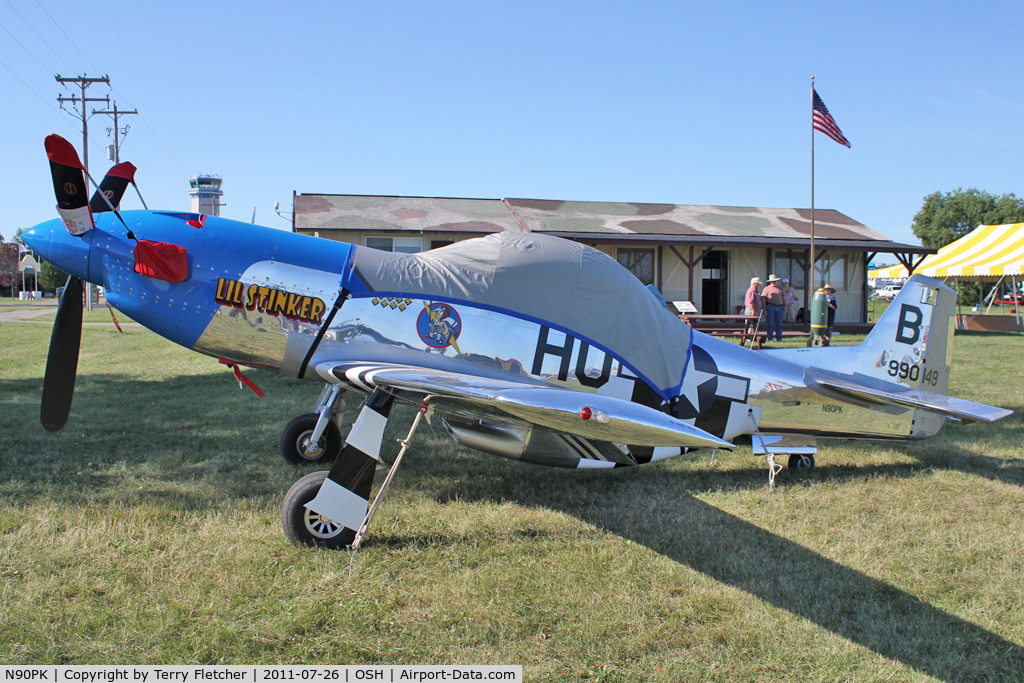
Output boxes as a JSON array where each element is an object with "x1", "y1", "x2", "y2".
[
  {"x1": 39, "y1": 134, "x2": 92, "y2": 431},
  {"x1": 39, "y1": 135, "x2": 144, "y2": 430}
]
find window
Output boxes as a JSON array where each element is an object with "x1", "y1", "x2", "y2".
[
  {"x1": 365, "y1": 236, "x2": 422, "y2": 253},
  {"x1": 815, "y1": 253, "x2": 846, "y2": 287},
  {"x1": 773, "y1": 252, "x2": 806, "y2": 289},
  {"x1": 617, "y1": 248, "x2": 655, "y2": 285},
  {"x1": 773, "y1": 252, "x2": 847, "y2": 289}
]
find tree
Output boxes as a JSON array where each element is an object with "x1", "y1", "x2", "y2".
[
  {"x1": 0, "y1": 239, "x2": 18, "y2": 294},
  {"x1": 911, "y1": 189, "x2": 1024, "y2": 306},
  {"x1": 37, "y1": 260, "x2": 70, "y2": 292},
  {"x1": 911, "y1": 188, "x2": 1024, "y2": 250}
]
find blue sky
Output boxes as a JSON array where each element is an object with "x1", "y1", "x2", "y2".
[{"x1": 2, "y1": 1, "x2": 1022, "y2": 252}]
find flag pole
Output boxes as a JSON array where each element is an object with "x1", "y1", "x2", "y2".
[{"x1": 810, "y1": 76, "x2": 816, "y2": 317}]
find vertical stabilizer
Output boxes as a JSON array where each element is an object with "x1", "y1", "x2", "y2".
[{"x1": 856, "y1": 275, "x2": 956, "y2": 394}]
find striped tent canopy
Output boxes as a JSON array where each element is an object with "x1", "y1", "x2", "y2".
[
  {"x1": 868, "y1": 263, "x2": 910, "y2": 280},
  {"x1": 916, "y1": 223, "x2": 1024, "y2": 281}
]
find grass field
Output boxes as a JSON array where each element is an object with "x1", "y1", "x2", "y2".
[{"x1": 1, "y1": 320, "x2": 1023, "y2": 680}]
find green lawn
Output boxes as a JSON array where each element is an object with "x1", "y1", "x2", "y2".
[
  {"x1": 0, "y1": 322, "x2": 1022, "y2": 679},
  {"x1": 30, "y1": 306, "x2": 135, "y2": 324}
]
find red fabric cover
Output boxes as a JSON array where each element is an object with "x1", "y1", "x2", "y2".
[
  {"x1": 106, "y1": 161, "x2": 137, "y2": 181},
  {"x1": 134, "y1": 239, "x2": 188, "y2": 283},
  {"x1": 45, "y1": 134, "x2": 84, "y2": 169}
]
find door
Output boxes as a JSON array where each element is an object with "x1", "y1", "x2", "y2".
[{"x1": 701, "y1": 250, "x2": 729, "y2": 314}]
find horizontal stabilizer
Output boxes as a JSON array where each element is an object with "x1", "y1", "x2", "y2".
[
  {"x1": 321, "y1": 362, "x2": 734, "y2": 450},
  {"x1": 808, "y1": 370, "x2": 1011, "y2": 423}
]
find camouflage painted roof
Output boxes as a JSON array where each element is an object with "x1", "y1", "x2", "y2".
[
  {"x1": 294, "y1": 194, "x2": 892, "y2": 242},
  {"x1": 294, "y1": 195, "x2": 523, "y2": 234},
  {"x1": 506, "y1": 199, "x2": 891, "y2": 241}
]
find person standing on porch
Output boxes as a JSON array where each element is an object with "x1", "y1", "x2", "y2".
[
  {"x1": 762, "y1": 275, "x2": 784, "y2": 342},
  {"x1": 781, "y1": 278, "x2": 799, "y2": 322},
  {"x1": 744, "y1": 277, "x2": 763, "y2": 316},
  {"x1": 823, "y1": 284, "x2": 838, "y2": 345}
]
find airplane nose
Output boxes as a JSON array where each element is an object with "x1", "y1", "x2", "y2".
[
  {"x1": 20, "y1": 222, "x2": 52, "y2": 262},
  {"x1": 21, "y1": 218, "x2": 92, "y2": 282}
]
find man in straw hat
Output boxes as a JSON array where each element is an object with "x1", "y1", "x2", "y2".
[{"x1": 761, "y1": 274, "x2": 784, "y2": 342}]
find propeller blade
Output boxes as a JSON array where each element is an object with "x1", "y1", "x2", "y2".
[
  {"x1": 41, "y1": 276, "x2": 84, "y2": 431},
  {"x1": 44, "y1": 134, "x2": 94, "y2": 236},
  {"x1": 90, "y1": 161, "x2": 137, "y2": 213},
  {"x1": 45, "y1": 134, "x2": 87, "y2": 208}
]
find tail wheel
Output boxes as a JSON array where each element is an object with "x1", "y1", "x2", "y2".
[
  {"x1": 281, "y1": 470, "x2": 357, "y2": 549},
  {"x1": 281, "y1": 412, "x2": 342, "y2": 465},
  {"x1": 788, "y1": 453, "x2": 815, "y2": 471}
]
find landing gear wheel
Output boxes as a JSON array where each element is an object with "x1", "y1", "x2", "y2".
[
  {"x1": 788, "y1": 453, "x2": 815, "y2": 471},
  {"x1": 281, "y1": 413, "x2": 342, "y2": 465},
  {"x1": 281, "y1": 470, "x2": 356, "y2": 549}
]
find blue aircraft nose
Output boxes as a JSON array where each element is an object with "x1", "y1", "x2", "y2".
[{"x1": 21, "y1": 218, "x2": 93, "y2": 282}]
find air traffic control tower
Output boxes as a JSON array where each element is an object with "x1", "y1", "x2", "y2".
[{"x1": 188, "y1": 174, "x2": 223, "y2": 216}]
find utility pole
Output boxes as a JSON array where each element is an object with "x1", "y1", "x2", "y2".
[
  {"x1": 55, "y1": 74, "x2": 110, "y2": 174},
  {"x1": 56, "y1": 74, "x2": 109, "y2": 313},
  {"x1": 92, "y1": 101, "x2": 138, "y2": 163}
]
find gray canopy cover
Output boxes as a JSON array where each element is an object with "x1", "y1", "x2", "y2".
[{"x1": 345, "y1": 232, "x2": 692, "y2": 398}]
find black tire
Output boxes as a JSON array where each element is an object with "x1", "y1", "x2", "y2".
[
  {"x1": 280, "y1": 412, "x2": 342, "y2": 465},
  {"x1": 281, "y1": 470, "x2": 357, "y2": 549},
  {"x1": 788, "y1": 453, "x2": 815, "y2": 471}
]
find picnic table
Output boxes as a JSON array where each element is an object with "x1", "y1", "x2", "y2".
[
  {"x1": 680, "y1": 313, "x2": 760, "y2": 344},
  {"x1": 679, "y1": 313, "x2": 809, "y2": 348}
]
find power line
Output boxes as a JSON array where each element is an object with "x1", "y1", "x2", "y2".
[
  {"x1": 3, "y1": 0, "x2": 74, "y2": 73},
  {"x1": 31, "y1": 0, "x2": 101, "y2": 75},
  {"x1": 0, "y1": 56, "x2": 66, "y2": 120},
  {"x1": 0, "y1": 18, "x2": 57, "y2": 75}
]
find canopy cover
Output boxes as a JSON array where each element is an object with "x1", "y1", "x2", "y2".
[
  {"x1": 915, "y1": 223, "x2": 1024, "y2": 280},
  {"x1": 344, "y1": 231, "x2": 692, "y2": 398}
]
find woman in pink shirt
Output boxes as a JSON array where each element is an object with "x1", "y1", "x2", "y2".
[{"x1": 744, "y1": 277, "x2": 762, "y2": 316}]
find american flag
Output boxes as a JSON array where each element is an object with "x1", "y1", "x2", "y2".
[{"x1": 813, "y1": 89, "x2": 851, "y2": 148}]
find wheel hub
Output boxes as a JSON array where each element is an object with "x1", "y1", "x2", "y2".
[
  {"x1": 296, "y1": 430, "x2": 324, "y2": 459},
  {"x1": 303, "y1": 508, "x2": 342, "y2": 539}
]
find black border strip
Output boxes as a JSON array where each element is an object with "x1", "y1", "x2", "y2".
[{"x1": 297, "y1": 287, "x2": 349, "y2": 379}]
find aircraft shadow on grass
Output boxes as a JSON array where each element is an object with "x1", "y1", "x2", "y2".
[
  {"x1": 3, "y1": 373, "x2": 1023, "y2": 680},
  {"x1": 416, "y1": 461, "x2": 1024, "y2": 682},
  {"x1": 393, "y1": 408, "x2": 1024, "y2": 682}
]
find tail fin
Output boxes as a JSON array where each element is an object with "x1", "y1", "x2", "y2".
[{"x1": 854, "y1": 274, "x2": 956, "y2": 394}]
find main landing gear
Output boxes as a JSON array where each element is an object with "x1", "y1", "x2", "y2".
[
  {"x1": 281, "y1": 384, "x2": 346, "y2": 465},
  {"x1": 281, "y1": 388, "x2": 431, "y2": 552},
  {"x1": 747, "y1": 408, "x2": 816, "y2": 490}
]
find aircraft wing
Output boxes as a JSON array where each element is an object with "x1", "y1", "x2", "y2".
[
  {"x1": 806, "y1": 369, "x2": 1012, "y2": 423},
  {"x1": 317, "y1": 362, "x2": 733, "y2": 450}
]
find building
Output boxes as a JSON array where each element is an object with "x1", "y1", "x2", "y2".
[
  {"x1": 291, "y1": 194, "x2": 931, "y2": 323},
  {"x1": 188, "y1": 174, "x2": 224, "y2": 216}
]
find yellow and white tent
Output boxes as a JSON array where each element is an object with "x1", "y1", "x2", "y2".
[
  {"x1": 868, "y1": 263, "x2": 909, "y2": 280},
  {"x1": 869, "y1": 223, "x2": 1024, "y2": 282},
  {"x1": 915, "y1": 223, "x2": 1024, "y2": 280}
]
